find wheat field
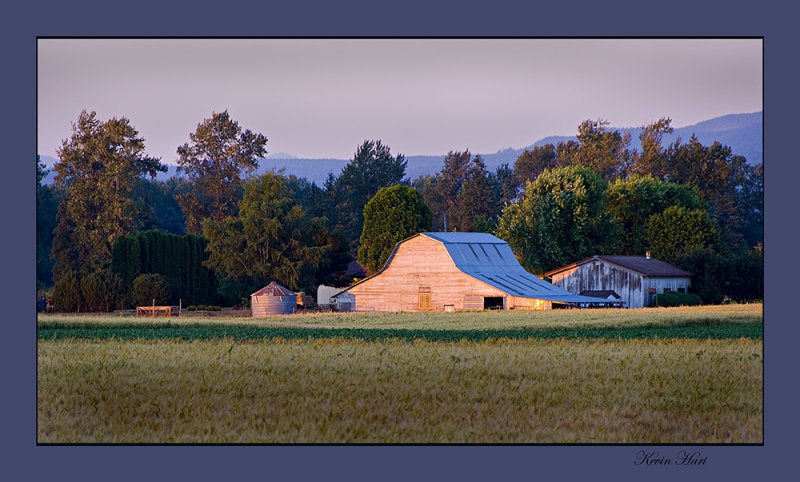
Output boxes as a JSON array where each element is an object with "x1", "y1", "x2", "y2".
[{"x1": 37, "y1": 330, "x2": 763, "y2": 443}]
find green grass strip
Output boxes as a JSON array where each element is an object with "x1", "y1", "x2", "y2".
[{"x1": 37, "y1": 322, "x2": 762, "y2": 342}]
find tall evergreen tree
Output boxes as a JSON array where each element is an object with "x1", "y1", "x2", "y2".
[
  {"x1": 176, "y1": 110, "x2": 268, "y2": 234},
  {"x1": 333, "y1": 140, "x2": 407, "y2": 245},
  {"x1": 453, "y1": 156, "x2": 495, "y2": 232}
]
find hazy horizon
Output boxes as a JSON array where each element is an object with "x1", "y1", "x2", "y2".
[{"x1": 38, "y1": 38, "x2": 762, "y2": 165}]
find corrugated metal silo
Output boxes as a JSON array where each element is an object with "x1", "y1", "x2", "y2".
[{"x1": 251, "y1": 281, "x2": 297, "y2": 317}]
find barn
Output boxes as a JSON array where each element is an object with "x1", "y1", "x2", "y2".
[
  {"x1": 331, "y1": 232, "x2": 616, "y2": 312},
  {"x1": 545, "y1": 255, "x2": 692, "y2": 308}
]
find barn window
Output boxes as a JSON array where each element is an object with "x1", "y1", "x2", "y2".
[
  {"x1": 418, "y1": 285, "x2": 431, "y2": 310},
  {"x1": 663, "y1": 287, "x2": 672, "y2": 293},
  {"x1": 678, "y1": 288, "x2": 686, "y2": 293}
]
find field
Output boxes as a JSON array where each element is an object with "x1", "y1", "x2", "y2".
[{"x1": 37, "y1": 304, "x2": 763, "y2": 444}]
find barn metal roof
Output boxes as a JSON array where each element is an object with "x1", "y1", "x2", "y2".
[
  {"x1": 420, "y1": 233, "x2": 612, "y2": 304},
  {"x1": 545, "y1": 255, "x2": 692, "y2": 278}
]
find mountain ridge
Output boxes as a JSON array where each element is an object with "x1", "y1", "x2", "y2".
[{"x1": 39, "y1": 111, "x2": 762, "y2": 185}]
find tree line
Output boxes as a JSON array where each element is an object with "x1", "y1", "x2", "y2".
[{"x1": 37, "y1": 110, "x2": 763, "y2": 311}]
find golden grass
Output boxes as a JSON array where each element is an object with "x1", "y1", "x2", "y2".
[
  {"x1": 37, "y1": 302, "x2": 763, "y2": 331},
  {"x1": 37, "y1": 337, "x2": 762, "y2": 444}
]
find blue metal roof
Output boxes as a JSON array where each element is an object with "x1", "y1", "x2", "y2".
[{"x1": 421, "y1": 233, "x2": 615, "y2": 304}]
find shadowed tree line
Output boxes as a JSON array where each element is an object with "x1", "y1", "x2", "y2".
[{"x1": 38, "y1": 112, "x2": 762, "y2": 309}]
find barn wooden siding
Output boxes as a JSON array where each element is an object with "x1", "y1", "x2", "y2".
[
  {"x1": 549, "y1": 260, "x2": 690, "y2": 308},
  {"x1": 344, "y1": 236, "x2": 506, "y2": 311}
]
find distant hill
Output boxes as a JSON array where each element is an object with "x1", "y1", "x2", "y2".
[{"x1": 39, "y1": 112, "x2": 762, "y2": 186}]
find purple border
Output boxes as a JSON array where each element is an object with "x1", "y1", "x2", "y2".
[{"x1": 12, "y1": 1, "x2": 790, "y2": 481}]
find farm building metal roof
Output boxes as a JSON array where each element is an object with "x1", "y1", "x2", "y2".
[
  {"x1": 251, "y1": 281, "x2": 295, "y2": 297},
  {"x1": 580, "y1": 290, "x2": 621, "y2": 299},
  {"x1": 336, "y1": 232, "x2": 612, "y2": 305},
  {"x1": 545, "y1": 255, "x2": 692, "y2": 278},
  {"x1": 421, "y1": 233, "x2": 612, "y2": 304}
]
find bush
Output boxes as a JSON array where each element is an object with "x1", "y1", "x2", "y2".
[
  {"x1": 654, "y1": 292, "x2": 703, "y2": 307},
  {"x1": 80, "y1": 269, "x2": 125, "y2": 312},
  {"x1": 52, "y1": 270, "x2": 82, "y2": 313},
  {"x1": 130, "y1": 273, "x2": 175, "y2": 307}
]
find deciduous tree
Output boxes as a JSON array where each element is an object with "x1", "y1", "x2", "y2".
[
  {"x1": 495, "y1": 165, "x2": 620, "y2": 273},
  {"x1": 646, "y1": 205, "x2": 719, "y2": 262},
  {"x1": 50, "y1": 111, "x2": 165, "y2": 280},
  {"x1": 358, "y1": 185, "x2": 432, "y2": 274},
  {"x1": 176, "y1": 111, "x2": 268, "y2": 234},
  {"x1": 604, "y1": 175, "x2": 706, "y2": 255},
  {"x1": 202, "y1": 172, "x2": 327, "y2": 295}
]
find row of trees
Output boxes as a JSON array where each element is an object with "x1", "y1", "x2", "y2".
[
  {"x1": 39, "y1": 110, "x2": 763, "y2": 310},
  {"x1": 110, "y1": 231, "x2": 217, "y2": 306}
]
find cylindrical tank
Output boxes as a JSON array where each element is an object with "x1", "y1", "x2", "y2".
[{"x1": 251, "y1": 281, "x2": 297, "y2": 316}]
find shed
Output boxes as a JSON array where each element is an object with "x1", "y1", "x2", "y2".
[
  {"x1": 546, "y1": 255, "x2": 692, "y2": 308},
  {"x1": 251, "y1": 281, "x2": 297, "y2": 316},
  {"x1": 331, "y1": 232, "x2": 615, "y2": 312},
  {"x1": 316, "y1": 285, "x2": 344, "y2": 309}
]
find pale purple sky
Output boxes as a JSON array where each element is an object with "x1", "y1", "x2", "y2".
[{"x1": 37, "y1": 38, "x2": 762, "y2": 164}]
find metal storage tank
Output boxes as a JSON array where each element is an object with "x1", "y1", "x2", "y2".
[{"x1": 251, "y1": 281, "x2": 297, "y2": 316}]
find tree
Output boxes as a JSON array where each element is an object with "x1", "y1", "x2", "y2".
[
  {"x1": 512, "y1": 144, "x2": 557, "y2": 191},
  {"x1": 80, "y1": 269, "x2": 125, "y2": 312},
  {"x1": 130, "y1": 273, "x2": 175, "y2": 306},
  {"x1": 52, "y1": 270, "x2": 82, "y2": 312},
  {"x1": 630, "y1": 117, "x2": 674, "y2": 178},
  {"x1": 495, "y1": 165, "x2": 620, "y2": 273},
  {"x1": 332, "y1": 140, "x2": 407, "y2": 245},
  {"x1": 176, "y1": 110, "x2": 268, "y2": 234},
  {"x1": 452, "y1": 156, "x2": 496, "y2": 232},
  {"x1": 50, "y1": 111, "x2": 165, "y2": 281},
  {"x1": 736, "y1": 163, "x2": 763, "y2": 249},
  {"x1": 664, "y1": 136, "x2": 749, "y2": 250},
  {"x1": 37, "y1": 156, "x2": 60, "y2": 287},
  {"x1": 557, "y1": 120, "x2": 633, "y2": 181},
  {"x1": 646, "y1": 206, "x2": 719, "y2": 262},
  {"x1": 415, "y1": 174, "x2": 447, "y2": 231},
  {"x1": 358, "y1": 185, "x2": 433, "y2": 274},
  {"x1": 131, "y1": 177, "x2": 191, "y2": 234},
  {"x1": 435, "y1": 150, "x2": 472, "y2": 231},
  {"x1": 202, "y1": 171, "x2": 327, "y2": 296},
  {"x1": 604, "y1": 175, "x2": 706, "y2": 255},
  {"x1": 489, "y1": 162, "x2": 518, "y2": 211}
]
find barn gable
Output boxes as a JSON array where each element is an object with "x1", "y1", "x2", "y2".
[{"x1": 332, "y1": 233, "x2": 614, "y2": 312}]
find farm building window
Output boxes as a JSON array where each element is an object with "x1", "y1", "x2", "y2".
[
  {"x1": 418, "y1": 286, "x2": 431, "y2": 310},
  {"x1": 678, "y1": 288, "x2": 686, "y2": 293},
  {"x1": 663, "y1": 287, "x2": 672, "y2": 293}
]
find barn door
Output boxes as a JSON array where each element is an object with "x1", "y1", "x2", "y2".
[{"x1": 418, "y1": 285, "x2": 431, "y2": 310}]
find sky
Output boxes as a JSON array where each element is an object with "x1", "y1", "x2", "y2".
[{"x1": 37, "y1": 38, "x2": 762, "y2": 164}]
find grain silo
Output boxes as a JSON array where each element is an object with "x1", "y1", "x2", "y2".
[{"x1": 251, "y1": 281, "x2": 297, "y2": 316}]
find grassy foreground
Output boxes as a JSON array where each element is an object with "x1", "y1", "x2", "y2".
[
  {"x1": 38, "y1": 337, "x2": 762, "y2": 444},
  {"x1": 37, "y1": 305, "x2": 763, "y2": 444}
]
